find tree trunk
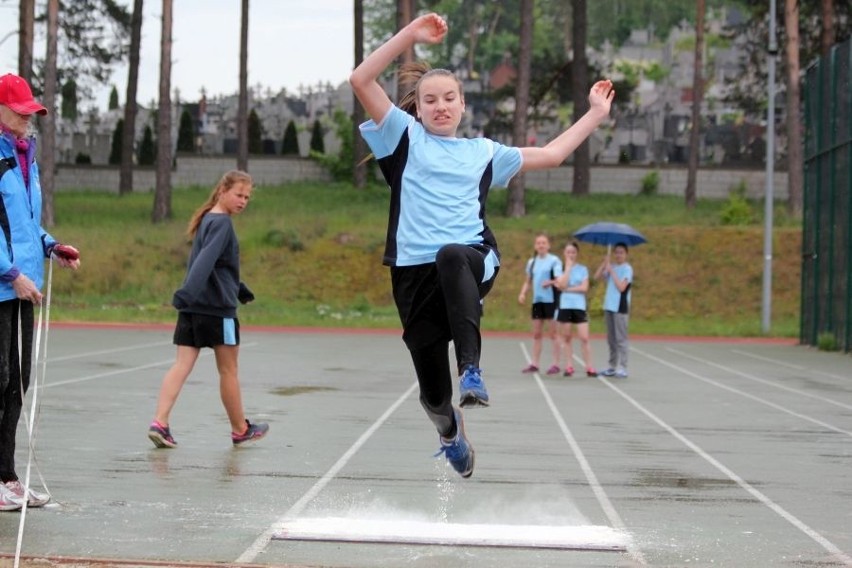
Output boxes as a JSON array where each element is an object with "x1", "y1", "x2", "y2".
[
  {"x1": 119, "y1": 0, "x2": 143, "y2": 195},
  {"x1": 352, "y1": 0, "x2": 368, "y2": 189},
  {"x1": 506, "y1": 0, "x2": 534, "y2": 218},
  {"x1": 152, "y1": 0, "x2": 173, "y2": 223},
  {"x1": 237, "y1": 0, "x2": 249, "y2": 172},
  {"x1": 17, "y1": 0, "x2": 34, "y2": 83},
  {"x1": 784, "y1": 0, "x2": 803, "y2": 216},
  {"x1": 685, "y1": 0, "x2": 705, "y2": 209},
  {"x1": 819, "y1": 0, "x2": 835, "y2": 56},
  {"x1": 394, "y1": 0, "x2": 415, "y2": 101},
  {"x1": 571, "y1": 0, "x2": 590, "y2": 196},
  {"x1": 40, "y1": 0, "x2": 58, "y2": 227}
]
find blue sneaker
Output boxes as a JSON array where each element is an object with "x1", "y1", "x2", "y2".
[
  {"x1": 435, "y1": 408, "x2": 475, "y2": 478},
  {"x1": 459, "y1": 366, "x2": 489, "y2": 408},
  {"x1": 601, "y1": 368, "x2": 617, "y2": 377},
  {"x1": 615, "y1": 369, "x2": 628, "y2": 379}
]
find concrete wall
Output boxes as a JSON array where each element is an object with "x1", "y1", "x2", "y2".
[{"x1": 55, "y1": 156, "x2": 788, "y2": 200}]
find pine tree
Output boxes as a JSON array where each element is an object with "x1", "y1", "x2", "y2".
[
  {"x1": 176, "y1": 109, "x2": 195, "y2": 152},
  {"x1": 248, "y1": 109, "x2": 263, "y2": 154},
  {"x1": 281, "y1": 120, "x2": 299, "y2": 155},
  {"x1": 109, "y1": 119, "x2": 124, "y2": 164},
  {"x1": 309, "y1": 119, "x2": 324, "y2": 154},
  {"x1": 138, "y1": 125, "x2": 155, "y2": 165},
  {"x1": 108, "y1": 86, "x2": 120, "y2": 110}
]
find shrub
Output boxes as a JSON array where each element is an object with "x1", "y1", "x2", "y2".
[
  {"x1": 138, "y1": 125, "x2": 155, "y2": 165},
  {"x1": 639, "y1": 170, "x2": 659, "y2": 196},
  {"x1": 248, "y1": 109, "x2": 263, "y2": 154},
  {"x1": 281, "y1": 121, "x2": 299, "y2": 155},
  {"x1": 176, "y1": 109, "x2": 195, "y2": 152},
  {"x1": 309, "y1": 119, "x2": 325, "y2": 154},
  {"x1": 311, "y1": 109, "x2": 355, "y2": 181},
  {"x1": 108, "y1": 119, "x2": 123, "y2": 165},
  {"x1": 720, "y1": 179, "x2": 754, "y2": 225},
  {"x1": 817, "y1": 332, "x2": 838, "y2": 352}
]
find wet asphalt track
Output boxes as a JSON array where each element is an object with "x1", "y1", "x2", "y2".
[{"x1": 1, "y1": 324, "x2": 851, "y2": 568}]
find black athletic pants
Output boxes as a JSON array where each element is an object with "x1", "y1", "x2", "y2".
[
  {"x1": 0, "y1": 299, "x2": 34, "y2": 483},
  {"x1": 391, "y1": 244, "x2": 498, "y2": 438}
]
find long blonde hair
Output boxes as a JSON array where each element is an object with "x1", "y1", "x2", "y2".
[{"x1": 186, "y1": 170, "x2": 252, "y2": 237}]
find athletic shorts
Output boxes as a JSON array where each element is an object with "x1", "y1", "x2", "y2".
[
  {"x1": 173, "y1": 312, "x2": 240, "y2": 348},
  {"x1": 556, "y1": 308, "x2": 589, "y2": 324},
  {"x1": 531, "y1": 302, "x2": 557, "y2": 320}
]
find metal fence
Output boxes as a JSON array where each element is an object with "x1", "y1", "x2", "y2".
[{"x1": 802, "y1": 38, "x2": 852, "y2": 353}]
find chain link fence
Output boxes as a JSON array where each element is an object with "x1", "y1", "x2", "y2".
[{"x1": 802, "y1": 38, "x2": 851, "y2": 353}]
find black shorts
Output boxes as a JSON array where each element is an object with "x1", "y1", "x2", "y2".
[
  {"x1": 531, "y1": 302, "x2": 557, "y2": 320},
  {"x1": 556, "y1": 308, "x2": 589, "y2": 324},
  {"x1": 173, "y1": 312, "x2": 240, "y2": 348}
]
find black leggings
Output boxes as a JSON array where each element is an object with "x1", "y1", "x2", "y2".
[
  {"x1": 0, "y1": 299, "x2": 34, "y2": 483},
  {"x1": 392, "y1": 244, "x2": 498, "y2": 438}
]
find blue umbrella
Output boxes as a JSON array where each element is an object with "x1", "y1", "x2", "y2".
[{"x1": 573, "y1": 221, "x2": 648, "y2": 248}]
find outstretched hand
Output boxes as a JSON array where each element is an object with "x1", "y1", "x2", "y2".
[
  {"x1": 588, "y1": 80, "x2": 615, "y2": 116},
  {"x1": 409, "y1": 13, "x2": 448, "y2": 45}
]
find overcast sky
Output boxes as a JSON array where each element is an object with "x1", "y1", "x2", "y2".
[{"x1": 0, "y1": 1, "x2": 356, "y2": 109}]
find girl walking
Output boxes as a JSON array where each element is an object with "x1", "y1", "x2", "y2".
[
  {"x1": 350, "y1": 12, "x2": 613, "y2": 478},
  {"x1": 147, "y1": 170, "x2": 268, "y2": 448}
]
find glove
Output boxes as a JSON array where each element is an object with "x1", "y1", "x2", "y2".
[
  {"x1": 52, "y1": 243, "x2": 80, "y2": 261},
  {"x1": 238, "y1": 282, "x2": 255, "y2": 304}
]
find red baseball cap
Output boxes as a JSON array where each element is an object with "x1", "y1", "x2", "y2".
[{"x1": 0, "y1": 73, "x2": 47, "y2": 116}]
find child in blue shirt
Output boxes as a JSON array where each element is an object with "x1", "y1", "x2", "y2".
[
  {"x1": 595, "y1": 243, "x2": 633, "y2": 378},
  {"x1": 518, "y1": 234, "x2": 562, "y2": 375},
  {"x1": 555, "y1": 241, "x2": 597, "y2": 377},
  {"x1": 350, "y1": 12, "x2": 614, "y2": 478}
]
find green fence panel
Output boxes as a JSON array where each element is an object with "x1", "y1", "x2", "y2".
[{"x1": 802, "y1": 38, "x2": 852, "y2": 353}]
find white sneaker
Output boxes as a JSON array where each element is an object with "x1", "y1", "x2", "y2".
[
  {"x1": 0, "y1": 482, "x2": 24, "y2": 511},
  {"x1": 4, "y1": 480, "x2": 50, "y2": 507}
]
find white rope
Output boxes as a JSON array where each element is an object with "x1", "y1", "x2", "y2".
[{"x1": 13, "y1": 257, "x2": 53, "y2": 568}]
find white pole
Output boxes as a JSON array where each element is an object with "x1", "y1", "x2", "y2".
[{"x1": 762, "y1": 0, "x2": 777, "y2": 334}]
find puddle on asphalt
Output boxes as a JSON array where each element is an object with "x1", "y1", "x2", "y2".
[
  {"x1": 633, "y1": 468, "x2": 741, "y2": 490},
  {"x1": 271, "y1": 385, "x2": 339, "y2": 396}
]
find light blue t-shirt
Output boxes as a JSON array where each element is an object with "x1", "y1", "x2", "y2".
[
  {"x1": 360, "y1": 106, "x2": 523, "y2": 280},
  {"x1": 559, "y1": 264, "x2": 589, "y2": 310},
  {"x1": 603, "y1": 262, "x2": 633, "y2": 313},
  {"x1": 525, "y1": 253, "x2": 562, "y2": 303}
]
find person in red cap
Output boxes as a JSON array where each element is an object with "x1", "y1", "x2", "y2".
[{"x1": 0, "y1": 73, "x2": 80, "y2": 511}]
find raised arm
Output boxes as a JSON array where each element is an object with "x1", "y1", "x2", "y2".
[
  {"x1": 519, "y1": 80, "x2": 615, "y2": 171},
  {"x1": 349, "y1": 13, "x2": 448, "y2": 123}
]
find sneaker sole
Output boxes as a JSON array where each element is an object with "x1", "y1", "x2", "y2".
[
  {"x1": 148, "y1": 431, "x2": 177, "y2": 449},
  {"x1": 232, "y1": 431, "x2": 268, "y2": 446},
  {"x1": 459, "y1": 393, "x2": 489, "y2": 408}
]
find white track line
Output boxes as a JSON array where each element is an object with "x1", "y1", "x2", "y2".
[
  {"x1": 235, "y1": 381, "x2": 419, "y2": 564},
  {"x1": 596, "y1": 358, "x2": 852, "y2": 566},
  {"x1": 520, "y1": 343, "x2": 646, "y2": 565},
  {"x1": 44, "y1": 343, "x2": 256, "y2": 388},
  {"x1": 47, "y1": 341, "x2": 172, "y2": 362},
  {"x1": 733, "y1": 349, "x2": 850, "y2": 382},
  {"x1": 633, "y1": 346, "x2": 852, "y2": 438},
  {"x1": 667, "y1": 346, "x2": 852, "y2": 411}
]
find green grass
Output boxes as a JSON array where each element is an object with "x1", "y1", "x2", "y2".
[{"x1": 46, "y1": 181, "x2": 802, "y2": 338}]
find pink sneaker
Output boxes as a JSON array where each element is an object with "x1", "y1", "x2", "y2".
[
  {"x1": 563, "y1": 367, "x2": 575, "y2": 377},
  {"x1": 521, "y1": 364, "x2": 539, "y2": 373},
  {"x1": 546, "y1": 365, "x2": 560, "y2": 375}
]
